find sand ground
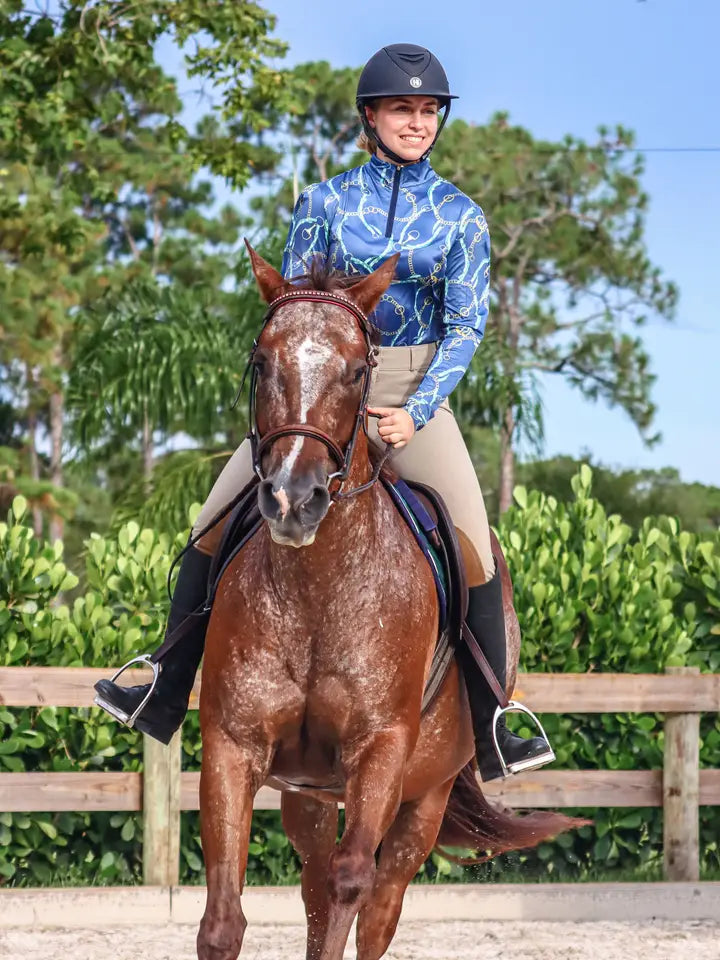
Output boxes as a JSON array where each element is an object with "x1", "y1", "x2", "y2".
[{"x1": 2, "y1": 919, "x2": 719, "y2": 960}]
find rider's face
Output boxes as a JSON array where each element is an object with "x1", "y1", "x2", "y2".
[{"x1": 366, "y1": 97, "x2": 440, "y2": 163}]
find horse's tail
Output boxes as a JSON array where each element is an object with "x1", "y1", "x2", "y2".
[{"x1": 435, "y1": 762, "x2": 590, "y2": 863}]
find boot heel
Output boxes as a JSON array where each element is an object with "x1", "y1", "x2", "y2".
[{"x1": 93, "y1": 654, "x2": 160, "y2": 728}]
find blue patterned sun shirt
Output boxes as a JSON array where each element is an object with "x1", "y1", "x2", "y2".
[{"x1": 281, "y1": 154, "x2": 490, "y2": 429}]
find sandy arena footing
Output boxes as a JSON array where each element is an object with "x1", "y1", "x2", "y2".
[{"x1": 2, "y1": 919, "x2": 720, "y2": 960}]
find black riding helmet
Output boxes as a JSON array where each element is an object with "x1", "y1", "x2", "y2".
[{"x1": 356, "y1": 44, "x2": 458, "y2": 164}]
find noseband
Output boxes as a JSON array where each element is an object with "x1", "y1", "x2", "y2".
[{"x1": 241, "y1": 289, "x2": 389, "y2": 502}]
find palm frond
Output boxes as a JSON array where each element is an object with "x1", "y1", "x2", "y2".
[{"x1": 111, "y1": 446, "x2": 233, "y2": 535}]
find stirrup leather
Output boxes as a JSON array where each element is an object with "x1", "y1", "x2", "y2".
[
  {"x1": 491, "y1": 701, "x2": 556, "y2": 778},
  {"x1": 93, "y1": 654, "x2": 160, "y2": 728}
]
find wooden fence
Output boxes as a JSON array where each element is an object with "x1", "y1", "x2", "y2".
[{"x1": 1, "y1": 666, "x2": 718, "y2": 886}]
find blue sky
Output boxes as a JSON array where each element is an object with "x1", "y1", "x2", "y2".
[{"x1": 170, "y1": 0, "x2": 720, "y2": 485}]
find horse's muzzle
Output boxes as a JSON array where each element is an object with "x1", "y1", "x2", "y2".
[{"x1": 258, "y1": 475, "x2": 331, "y2": 547}]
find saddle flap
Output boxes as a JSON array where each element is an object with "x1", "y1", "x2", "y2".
[{"x1": 380, "y1": 475, "x2": 472, "y2": 715}]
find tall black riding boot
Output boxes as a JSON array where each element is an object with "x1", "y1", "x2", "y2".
[
  {"x1": 93, "y1": 546, "x2": 212, "y2": 745},
  {"x1": 461, "y1": 567, "x2": 555, "y2": 781}
]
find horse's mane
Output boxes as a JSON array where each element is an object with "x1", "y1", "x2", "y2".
[
  {"x1": 290, "y1": 257, "x2": 382, "y2": 347},
  {"x1": 292, "y1": 257, "x2": 368, "y2": 293}
]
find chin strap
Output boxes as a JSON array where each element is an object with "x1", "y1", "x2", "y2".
[{"x1": 359, "y1": 101, "x2": 452, "y2": 165}]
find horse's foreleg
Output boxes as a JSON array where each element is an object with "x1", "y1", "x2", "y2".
[
  {"x1": 318, "y1": 728, "x2": 410, "y2": 960},
  {"x1": 355, "y1": 777, "x2": 455, "y2": 960},
  {"x1": 197, "y1": 726, "x2": 270, "y2": 960},
  {"x1": 281, "y1": 792, "x2": 338, "y2": 960}
]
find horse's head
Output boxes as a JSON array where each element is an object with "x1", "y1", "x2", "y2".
[{"x1": 246, "y1": 244, "x2": 398, "y2": 548}]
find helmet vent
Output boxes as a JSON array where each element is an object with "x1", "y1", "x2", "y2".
[{"x1": 386, "y1": 47, "x2": 431, "y2": 75}]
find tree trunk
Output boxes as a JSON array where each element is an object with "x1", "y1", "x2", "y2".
[
  {"x1": 27, "y1": 408, "x2": 43, "y2": 538},
  {"x1": 497, "y1": 279, "x2": 519, "y2": 514},
  {"x1": 48, "y1": 388, "x2": 64, "y2": 542},
  {"x1": 498, "y1": 405, "x2": 516, "y2": 514},
  {"x1": 291, "y1": 145, "x2": 300, "y2": 204},
  {"x1": 142, "y1": 410, "x2": 154, "y2": 491},
  {"x1": 25, "y1": 366, "x2": 43, "y2": 538}
]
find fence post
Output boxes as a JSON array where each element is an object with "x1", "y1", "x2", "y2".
[
  {"x1": 663, "y1": 665, "x2": 700, "y2": 881},
  {"x1": 142, "y1": 729, "x2": 182, "y2": 886}
]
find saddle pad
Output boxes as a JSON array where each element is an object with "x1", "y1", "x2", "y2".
[{"x1": 380, "y1": 476, "x2": 448, "y2": 629}]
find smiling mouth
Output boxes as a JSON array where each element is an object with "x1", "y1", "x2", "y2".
[{"x1": 400, "y1": 136, "x2": 424, "y2": 143}]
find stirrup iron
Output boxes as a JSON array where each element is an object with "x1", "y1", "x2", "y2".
[
  {"x1": 491, "y1": 701, "x2": 556, "y2": 778},
  {"x1": 93, "y1": 654, "x2": 160, "y2": 728}
]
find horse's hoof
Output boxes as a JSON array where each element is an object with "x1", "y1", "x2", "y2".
[{"x1": 197, "y1": 915, "x2": 245, "y2": 960}]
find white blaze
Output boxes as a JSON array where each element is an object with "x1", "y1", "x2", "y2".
[{"x1": 275, "y1": 336, "x2": 334, "y2": 486}]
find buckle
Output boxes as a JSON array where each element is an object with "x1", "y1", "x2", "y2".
[
  {"x1": 93, "y1": 654, "x2": 159, "y2": 729},
  {"x1": 491, "y1": 700, "x2": 556, "y2": 779}
]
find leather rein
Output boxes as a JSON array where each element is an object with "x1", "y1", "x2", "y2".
[{"x1": 240, "y1": 288, "x2": 391, "y2": 502}]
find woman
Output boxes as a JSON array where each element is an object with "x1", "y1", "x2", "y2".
[{"x1": 94, "y1": 43, "x2": 554, "y2": 782}]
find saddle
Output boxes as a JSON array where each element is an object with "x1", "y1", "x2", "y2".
[{"x1": 204, "y1": 472, "x2": 469, "y2": 715}]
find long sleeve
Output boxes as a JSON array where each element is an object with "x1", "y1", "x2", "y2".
[
  {"x1": 404, "y1": 204, "x2": 491, "y2": 429},
  {"x1": 281, "y1": 183, "x2": 331, "y2": 280}
]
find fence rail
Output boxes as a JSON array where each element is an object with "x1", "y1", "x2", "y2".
[{"x1": 1, "y1": 666, "x2": 718, "y2": 885}]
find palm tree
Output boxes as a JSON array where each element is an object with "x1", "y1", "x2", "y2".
[{"x1": 67, "y1": 275, "x2": 261, "y2": 529}]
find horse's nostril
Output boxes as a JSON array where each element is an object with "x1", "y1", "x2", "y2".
[
  {"x1": 299, "y1": 484, "x2": 331, "y2": 521},
  {"x1": 258, "y1": 479, "x2": 280, "y2": 519}
]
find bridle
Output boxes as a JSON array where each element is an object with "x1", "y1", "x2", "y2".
[{"x1": 239, "y1": 289, "x2": 391, "y2": 502}]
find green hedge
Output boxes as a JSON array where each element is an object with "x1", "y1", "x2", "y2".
[{"x1": 1, "y1": 468, "x2": 718, "y2": 886}]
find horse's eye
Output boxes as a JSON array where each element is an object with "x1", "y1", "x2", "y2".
[{"x1": 342, "y1": 363, "x2": 366, "y2": 387}]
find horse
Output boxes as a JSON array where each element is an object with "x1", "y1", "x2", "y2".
[{"x1": 196, "y1": 246, "x2": 584, "y2": 960}]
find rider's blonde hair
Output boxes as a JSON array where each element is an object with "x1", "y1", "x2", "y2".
[
  {"x1": 356, "y1": 130, "x2": 378, "y2": 155},
  {"x1": 356, "y1": 100, "x2": 379, "y2": 155}
]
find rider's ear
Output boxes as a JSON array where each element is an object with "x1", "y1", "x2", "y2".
[
  {"x1": 348, "y1": 254, "x2": 400, "y2": 316},
  {"x1": 245, "y1": 240, "x2": 292, "y2": 303}
]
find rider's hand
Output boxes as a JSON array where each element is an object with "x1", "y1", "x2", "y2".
[{"x1": 368, "y1": 407, "x2": 416, "y2": 450}]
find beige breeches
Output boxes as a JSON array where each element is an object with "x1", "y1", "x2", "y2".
[{"x1": 192, "y1": 344, "x2": 493, "y2": 584}]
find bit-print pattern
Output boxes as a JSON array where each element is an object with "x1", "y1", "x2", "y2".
[{"x1": 281, "y1": 155, "x2": 490, "y2": 428}]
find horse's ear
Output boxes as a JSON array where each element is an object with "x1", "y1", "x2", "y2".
[
  {"x1": 245, "y1": 239, "x2": 292, "y2": 304},
  {"x1": 348, "y1": 254, "x2": 400, "y2": 316}
]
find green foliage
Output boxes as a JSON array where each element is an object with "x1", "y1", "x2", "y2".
[
  {"x1": 0, "y1": 495, "x2": 183, "y2": 883},
  {"x1": 0, "y1": 1, "x2": 290, "y2": 186},
  {"x1": 0, "y1": 473, "x2": 718, "y2": 886},
  {"x1": 504, "y1": 466, "x2": 718, "y2": 673},
  {"x1": 0, "y1": 0, "x2": 290, "y2": 544},
  {"x1": 488, "y1": 468, "x2": 719, "y2": 878},
  {"x1": 248, "y1": 60, "x2": 364, "y2": 229},
  {"x1": 68, "y1": 281, "x2": 247, "y2": 446},
  {"x1": 518, "y1": 457, "x2": 720, "y2": 534}
]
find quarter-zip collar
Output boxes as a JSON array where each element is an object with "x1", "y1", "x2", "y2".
[
  {"x1": 367, "y1": 153, "x2": 434, "y2": 189},
  {"x1": 366, "y1": 155, "x2": 434, "y2": 237}
]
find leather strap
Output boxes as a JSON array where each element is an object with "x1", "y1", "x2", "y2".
[
  {"x1": 149, "y1": 475, "x2": 261, "y2": 665},
  {"x1": 461, "y1": 622, "x2": 509, "y2": 709},
  {"x1": 257, "y1": 423, "x2": 346, "y2": 469}
]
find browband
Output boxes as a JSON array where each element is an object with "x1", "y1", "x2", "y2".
[{"x1": 265, "y1": 289, "x2": 372, "y2": 333}]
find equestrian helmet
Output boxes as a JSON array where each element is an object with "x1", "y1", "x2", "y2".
[
  {"x1": 356, "y1": 43, "x2": 457, "y2": 107},
  {"x1": 356, "y1": 44, "x2": 457, "y2": 162}
]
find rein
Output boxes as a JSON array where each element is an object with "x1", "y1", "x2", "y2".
[{"x1": 242, "y1": 288, "x2": 392, "y2": 502}]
